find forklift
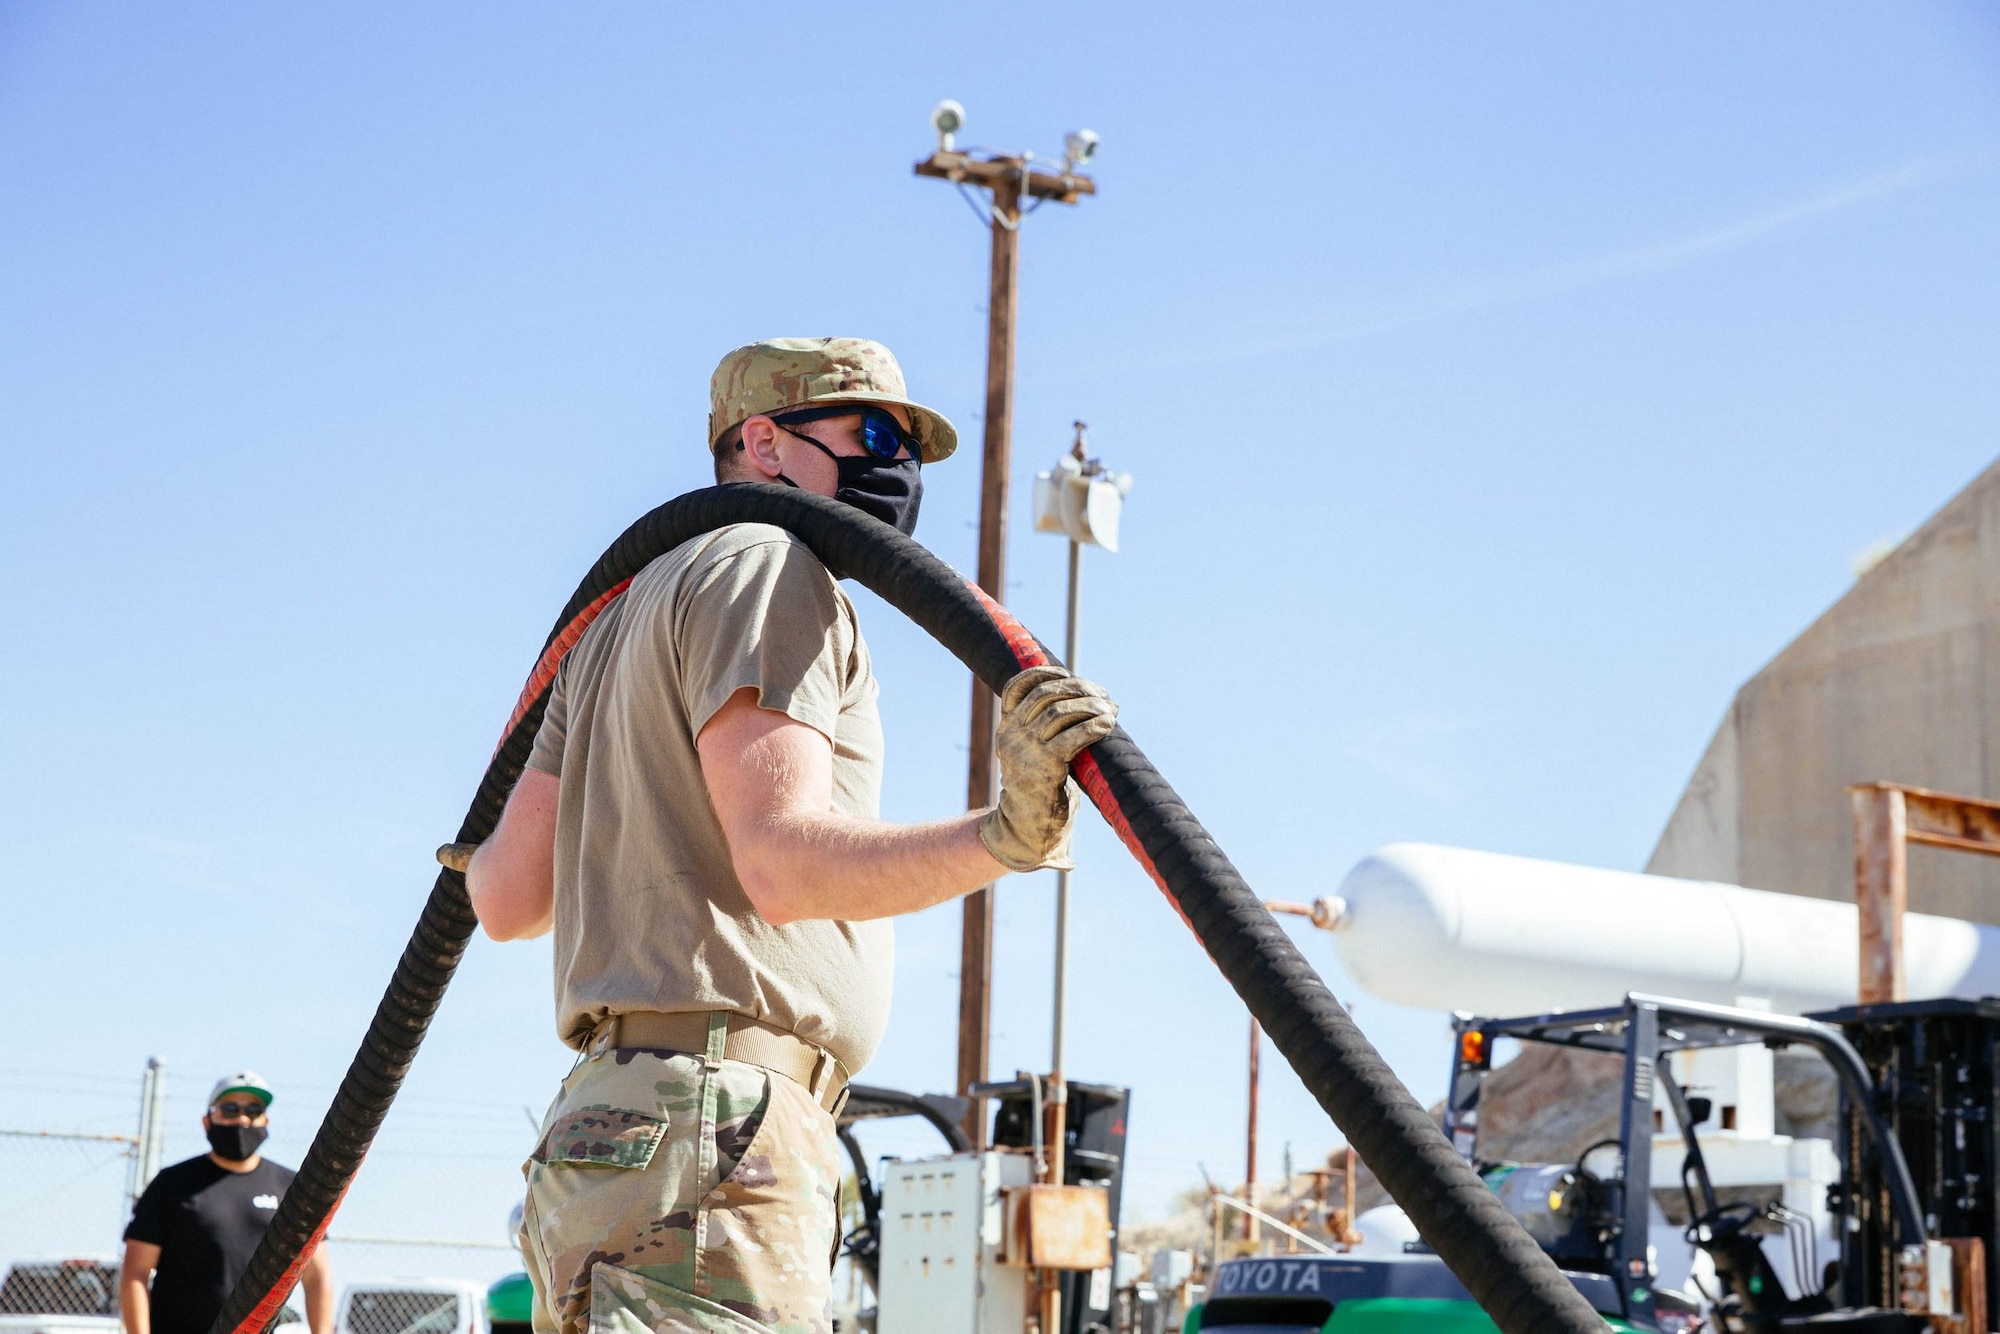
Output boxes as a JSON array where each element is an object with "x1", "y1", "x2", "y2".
[{"x1": 1190, "y1": 994, "x2": 1958, "y2": 1333}]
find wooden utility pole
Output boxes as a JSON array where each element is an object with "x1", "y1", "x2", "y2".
[{"x1": 914, "y1": 147, "x2": 1096, "y2": 1147}]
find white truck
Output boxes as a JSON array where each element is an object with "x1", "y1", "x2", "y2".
[
  {"x1": 0, "y1": 1258, "x2": 121, "y2": 1334},
  {"x1": 334, "y1": 1279, "x2": 487, "y2": 1334},
  {"x1": 0, "y1": 1257, "x2": 311, "y2": 1334}
]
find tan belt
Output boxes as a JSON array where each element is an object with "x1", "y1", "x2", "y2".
[{"x1": 584, "y1": 1010, "x2": 850, "y2": 1115}]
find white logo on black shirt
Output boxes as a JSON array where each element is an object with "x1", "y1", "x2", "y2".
[{"x1": 253, "y1": 1194, "x2": 279, "y2": 1210}]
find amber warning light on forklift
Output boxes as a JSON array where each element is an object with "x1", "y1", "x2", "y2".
[{"x1": 1459, "y1": 1030, "x2": 1488, "y2": 1068}]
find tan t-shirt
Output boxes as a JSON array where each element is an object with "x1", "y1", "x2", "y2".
[{"x1": 525, "y1": 522, "x2": 892, "y2": 1072}]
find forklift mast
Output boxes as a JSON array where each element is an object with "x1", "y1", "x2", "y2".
[{"x1": 1813, "y1": 997, "x2": 2000, "y2": 1324}]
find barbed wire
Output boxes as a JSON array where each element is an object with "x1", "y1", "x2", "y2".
[{"x1": 0, "y1": 1143, "x2": 130, "y2": 1225}]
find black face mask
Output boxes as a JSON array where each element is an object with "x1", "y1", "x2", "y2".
[
  {"x1": 207, "y1": 1122, "x2": 269, "y2": 1163},
  {"x1": 775, "y1": 432, "x2": 924, "y2": 537}
]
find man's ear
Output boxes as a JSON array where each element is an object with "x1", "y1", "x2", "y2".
[
  {"x1": 200, "y1": 1114, "x2": 211, "y2": 1130},
  {"x1": 737, "y1": 416, "x2": 785, "y2": 480}
]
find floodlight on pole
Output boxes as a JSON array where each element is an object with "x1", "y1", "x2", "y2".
[
  {"x1": 1063, "y1": 129, "x2": 1100, "y2": 173},
  {"x1": 930, "y1": 100, "x2": 965, "y2": 154}
]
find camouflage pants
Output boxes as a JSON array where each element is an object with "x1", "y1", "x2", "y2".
[{"x1": 520, "y1": 1021, "x2": 842, "y2": 1334}]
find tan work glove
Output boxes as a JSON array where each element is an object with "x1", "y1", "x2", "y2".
[
  {"x1": 978, "y1": 665, "x2": 1118, "y2": 873},
  {"x1": 436, "y1": 842, "x2": 479, "y2": 874}
]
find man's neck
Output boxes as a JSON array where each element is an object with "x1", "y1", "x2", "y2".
[{"x1": 208, "y1": 1152, "x2": 261, "y2": 1174}]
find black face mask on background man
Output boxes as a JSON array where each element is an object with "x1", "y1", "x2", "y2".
[{"x1": 206, "y1": 1122, "x2": 269, "y2": 1163}]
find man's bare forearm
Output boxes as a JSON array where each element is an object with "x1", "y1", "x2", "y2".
[
  {"x1": 303, "y1": 1252, "x2": 335, "y2": 1334},
  {"x1": 734, "y1": 808, "x2": 1005, "y2": 925},
  {"x1": 118, "y1": 1277, "x2": 149, "y2": 1334}
]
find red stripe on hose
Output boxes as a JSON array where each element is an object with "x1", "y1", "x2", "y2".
[
  {"x1": 964, "y1": 582, "x2": 1193, "y2": 932},
  {"x1": 497, "y1": 578, "x2": 634, "y2": 754},
  {"x1": 227, "y1": 1177, "x2": 353, "y2": 1334},
  {"x1": 965, "y1": 583, "x2": 1046, "y2": 671},
  {"x1": 1071, "y1": 749, "x2": 1193, "y2": 932}
]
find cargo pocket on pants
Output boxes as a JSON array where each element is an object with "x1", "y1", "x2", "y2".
[
  {"x1": 590, "y1": 1262, "x2": 769, "y2": 1333},
  {"x1": 532, "y1": 1106, "x2": 668, "y2": 1169}
]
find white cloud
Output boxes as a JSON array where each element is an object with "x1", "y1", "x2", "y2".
[
  {"x1": 1178, "y1": 156, "x2": 1951, "y2": 366},
  {"x1": 1338, "y1": 713, "x2": 1474, "y2": 805}
]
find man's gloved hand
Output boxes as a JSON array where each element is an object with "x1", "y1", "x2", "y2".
[
  {"x1": 436, "y1": 842, "x2": 480, "y2": 875},
  {"x1": 978, "y1": 665, "x2": 1118, "y2": 873}
]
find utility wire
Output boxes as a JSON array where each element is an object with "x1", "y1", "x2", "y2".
[{"x1": 954, "y1": 181, "x2": 994, "y2": 227}]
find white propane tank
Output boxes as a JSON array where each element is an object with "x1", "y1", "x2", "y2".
[{"x1": 1324, "y1": 843, "x2": 2000, "y2": 1015}]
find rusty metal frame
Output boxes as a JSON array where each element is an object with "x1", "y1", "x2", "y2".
[{"x1": 1848, "y1": 782, "x2": 2000, "y2": 1004}]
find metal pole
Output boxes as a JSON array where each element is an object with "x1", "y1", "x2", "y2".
[
  {"x1": 142, "y1": 1056, "x2": 166, "y2": 1187},
  {"x1": 127, "y1": 1065, "x2": 147, "y2": 1210},
  {"x1": 1245, "y1": 1016, "x2": 1261, "y2": 1244},
  {"x1": 1282, "y1": 1143, "x2": 1297, "y2": 1253},
  {"x1": 1051, "y1": 537, "x2": 1081, "y2": 1079},
  {"x1": 1044, "y1": 428, "x2": 1089, "y2": 1334},
  {"x1": 1042, "y1": 1097, "x2": 1067, "y2": 1334},
  {"x1": 957, "y1": 165, "x2": 1023, "y2": 1149},
  {"x1": 129, "y1": 1056, "x2": 165, "y2": 1214},
  {"x1": 1852, "y1": 784, "x2": 1909, "y2": 1004}
]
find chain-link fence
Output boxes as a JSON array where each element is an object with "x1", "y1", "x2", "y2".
[
  {"x1": 340, "y1": 1284, "x2": 472, "y2": 1334},
  {"x1": 319, "y1": 1239, "x2": 520, "y2": 1291},
  {"x1": 1, "y1": 1063, "x2": 535, "y2": 1295},
  {"x1": 0, "y1": 1129, "x2": 139, "y2": 1266}
]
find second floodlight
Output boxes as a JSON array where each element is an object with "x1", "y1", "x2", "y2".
[
  {"x1": 931, "y1": 99, "x2": 966, "y2": 153},
  {"x1": 1064, "y1": 129, "x2": 1100, "y2": 171}
]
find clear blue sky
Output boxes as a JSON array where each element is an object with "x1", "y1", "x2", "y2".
[{"x1": 4, "y1": 1, "x2": 1998, "y2": 1282}]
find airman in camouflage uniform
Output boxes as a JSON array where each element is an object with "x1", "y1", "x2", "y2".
[
  {"x1": 463, "y1": 337, "x2": 1117, "y2": 1334},
  {"x1": 522, "y1": 1042, "x2": 841, "y2": 1334}
]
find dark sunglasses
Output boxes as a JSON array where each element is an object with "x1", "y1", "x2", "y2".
[
  {"x1": 772, "y1": 403, "x2": 920, "y2": 463},
  {"x1": 211, "y1": 1101, "x2": 266, "y2": 1119}
]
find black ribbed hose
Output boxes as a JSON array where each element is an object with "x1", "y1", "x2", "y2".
[{"x1": 213, "y1": 484, "x2": 1605, "y2": 1334}]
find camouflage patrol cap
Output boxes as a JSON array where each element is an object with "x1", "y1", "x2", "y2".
[{"x1": 708, "y1": 337, "x2": 958, "y2": 464}]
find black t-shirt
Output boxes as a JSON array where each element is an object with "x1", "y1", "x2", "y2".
[{"x1": 125, "y1": 1155, "x2": 296, "y2": 1334}]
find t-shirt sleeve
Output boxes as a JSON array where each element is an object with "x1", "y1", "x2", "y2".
[
  {"x1": 676, "y1": 536, "x2": 852, "y2": 743},
  {"x1": 526, "y1": 658, "x2": 571, "y2": 777},
  {"x1": 124, "y1": 1176, "x2": 173, "y2": 1245}
]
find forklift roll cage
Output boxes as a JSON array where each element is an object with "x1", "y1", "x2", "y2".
[{"x1": 1443, "y1": 994, "x2": 1927, "y2": 1322}]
